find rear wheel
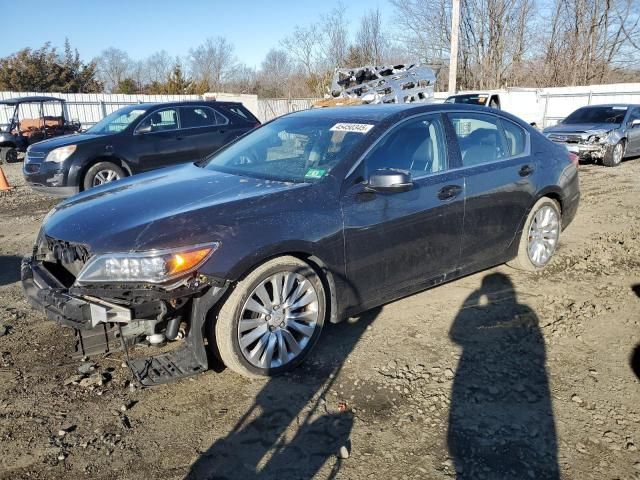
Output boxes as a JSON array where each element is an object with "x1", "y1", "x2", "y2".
[
  {"x1": 82, "y1": 162, "x2": 125, "y2": 190},
  {"x1": 0, "y1": 147, "x2": 18, "y2": 164},
  {"x1": 211, "y1": 256, "x2": 326, "y2": 378},
  {"x1": 602, "y1": 140, "x2": 624, "y2": 167},
  {"x1": 508, "y1": 197, "x2": 561, "y2": 271}
]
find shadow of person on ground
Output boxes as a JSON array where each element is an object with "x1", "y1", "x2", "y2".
[
  {"x1": 186, "y1": 307, "x2": 382, "y2": 480},
  {"x1": 448, "y1": 272, "x2": 559, "y2": 479},
  {"x1": 0, "y1": 255, "x2": 22, "y2": 287},
  {"x1": 630, "y1": 284, "x2": 640, "y2": 380}
]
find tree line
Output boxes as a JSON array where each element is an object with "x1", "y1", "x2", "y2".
[{"x1": 0, "y1": 1, "x2": 638, "y2": 97}]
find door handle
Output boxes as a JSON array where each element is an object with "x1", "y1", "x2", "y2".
[
  {"x1": 438, "y1": 184, "x2": 463, "y2": 200},
  {"x1": 519, "y1": 165, "x2": 534, "y2": 176}
]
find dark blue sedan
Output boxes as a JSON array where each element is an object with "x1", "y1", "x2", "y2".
[{"x1": 22, "y1": 103, "x2": 580, "y2": 385}]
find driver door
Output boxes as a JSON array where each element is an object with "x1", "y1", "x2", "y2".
[{"x1": 341, "y1": 114, "x2": 465, "y2": 308}]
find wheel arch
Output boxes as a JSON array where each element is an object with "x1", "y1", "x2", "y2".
[
  {"x1": 78, "y1": 155, "x2": 132, "y2": 191},
  {"x1": 221, "y1": 248, "x2": 339, "y2": 324}
]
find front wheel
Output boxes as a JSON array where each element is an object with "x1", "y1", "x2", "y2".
[
  {"x1": 83, "y1": 162, "x2": 125, "y2": 190},
  {"x1": 508, "y1": 197, "x2": 562, "y2": 271},
  {"x1": 211, "y1": 256, "x2": 326, "y2": 378},
  {"x1": 602, "y1": 140, "x2": 624, "y2": 167}
]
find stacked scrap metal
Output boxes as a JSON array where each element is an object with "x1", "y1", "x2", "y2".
[{"x1": 329, "y1": 63, "x2": 436, "y2": 104}]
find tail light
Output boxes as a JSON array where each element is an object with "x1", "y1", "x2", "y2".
[{"x1": 568, "y1": 152, "x2": 579, "y2": 168}]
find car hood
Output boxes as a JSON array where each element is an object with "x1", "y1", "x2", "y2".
[
  {"x1": 43, "y1": 163, "x2": 308, "y2": 253},
  {"x1": 544, "y1": 122, "x2": 619, "y2": 134},
  {"x1": 28, "y1": 132, "x2": 110, "y2": 152}
]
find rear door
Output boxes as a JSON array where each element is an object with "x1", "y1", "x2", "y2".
[
  {"x1": 341, "y1": 113, "x2": 465, "y2": 307},
  {"x1": 446, "y1": 112, "x2": 536, "y2": 270},
  {"x1": 179, "y1": 105, "x2": 231, "y2": 159}
]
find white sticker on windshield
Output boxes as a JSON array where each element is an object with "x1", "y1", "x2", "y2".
[
  {"x1": 330, "y1": 123, "x2": 374, "y2": 134},
  {"x1": 613, "y1": 106, "x2": 628, "y2": 110}
]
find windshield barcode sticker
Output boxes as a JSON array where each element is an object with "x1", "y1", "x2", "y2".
[{"x1": 330, "y1": 123, "x2": 374, "y2": 134}]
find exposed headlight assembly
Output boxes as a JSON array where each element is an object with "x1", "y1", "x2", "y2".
[
  {"x1": 45, "y1": 145, "x2": 77, "y2": 163},
  {"x1": 75, "y1": 243, "x2": 218, "y2": 284}
]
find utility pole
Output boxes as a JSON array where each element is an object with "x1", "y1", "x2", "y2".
[{"x1": 448, "y1": 0, "x2": 460, "y2": 94}]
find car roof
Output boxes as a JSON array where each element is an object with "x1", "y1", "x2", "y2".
[
  {"x1": 0, "y1": 95, "x2": 65, "y2": 105},
  {"x1": 576, "y1": 103, "x2": 640, "y2": 109},
  {"x1": 132, "y1": 100, "x2": 243, "y2": 109},
  {"x1": 287, "y1": 102, "x2": 517, "y2": 123}
]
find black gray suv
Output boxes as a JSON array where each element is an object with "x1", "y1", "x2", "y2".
[{"x1": 23, "y1": 101, "x2": 260, "y2": 196}]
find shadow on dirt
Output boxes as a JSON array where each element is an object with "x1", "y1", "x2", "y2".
[
  {"x1": 447, "y1": 272, "x2": 559, "y2": 479},
  {"x1": 630, "y1": 284, "x2": 640, "y2": 381},
  {"x1": 0, "y1": 255, "x2": 22, "y2": 287},
  {"x1": 186, "y1": 307, "x2": 382, "y2": 480}
]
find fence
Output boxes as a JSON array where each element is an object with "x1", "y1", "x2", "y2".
[
  {"x1": 0, "y1": 91, "x2": 321, "y2": 128},
  {"x1": 3, "y1": 84, "x2": 639, "y2": 129}
]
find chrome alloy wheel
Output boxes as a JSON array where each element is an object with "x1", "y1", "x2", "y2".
[
  {"x1": 238, "y1": 272, "x2": 319, "y2": 369},
  {"x1": 613, "y1": 142, "x2": 624, "y2": 165},
  {"x1": 527, "y1": 205, "x2": 560, "y2": 267},
  {"x1": 92, "y1": 169, "x2": 121, "y2": 186}
]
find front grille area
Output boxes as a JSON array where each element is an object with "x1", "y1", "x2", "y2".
[
  {"x1": 548, "y1": 133, "x2": 585, "y2": 144},
  {"x1": 38, "y1": 236, "x2": 91, "y2": 287}
]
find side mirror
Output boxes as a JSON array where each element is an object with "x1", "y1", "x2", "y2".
[
  {"x1": 366, "y1": 169, "x2": 413, "y2": 193},
  {"x1": 631, "y1": 119, "x2": 640, "y2": 128},
  {"x1": 136, "y1": 125, "x2": 152, "y2": 134}
]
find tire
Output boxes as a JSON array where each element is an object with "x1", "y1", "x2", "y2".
[
  {"x1": 211, "y1": 256, "x2": 327, "y2": 378},
  {"x1": 82, "y1": 161, "x2": 125, "y2": 190},
  {"x1": 508, "y1": 197, "x2": 562, "y2": 272},
  {"x1": 0, "y1": 147, "x2": 18, "y2": 164},
  {"x1": 602, "y1": 140, "x2": 625, "y2": 167}
]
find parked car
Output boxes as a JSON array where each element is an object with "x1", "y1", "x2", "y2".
[
  {"x1": 543, "y1": 104, "x2": 640, "y2": 167},
  {"x1": 445, "y1": 93, "x2": 501, "y2": 109},
  {"x1": 22, "y1": 101, "x2": 260, "y2": 196},
  {"x1": 0, "y1": 96, "x2": 81, "y2": 164},
  {"x1": 21, "y1": 103, "x2": 579, "y2": 385}
]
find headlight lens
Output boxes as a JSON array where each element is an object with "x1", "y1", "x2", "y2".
[
  {"x1": 587, "y1": 135, "x2": 599, "y2": 143},
  {"x1": 45, "y1": 145, "x2": 77, "y2": 163},
  {"x1": 75, "y1": 243, "x2": 218, "y2": 284}
]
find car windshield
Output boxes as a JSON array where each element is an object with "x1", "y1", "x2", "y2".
[
  {"x1": 200, "y1": 116, "x2": 373, "y2": 182},
  {"x1": 563, "y1": 106, "x2": 627, "y2": 124},
  {"x1": 445, "y1": 94, "x2": 489, "y2": 105},
  {"x1": 87, "y1": 106, "x2": 148, "y2": 134}
]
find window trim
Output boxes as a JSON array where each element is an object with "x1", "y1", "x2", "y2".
[
  {"x1": 345, "y1": 109, "x2": 531, "y2": 183},
  {"x1": 134, "y1": 107, "x2": 181, "y2": 135}
]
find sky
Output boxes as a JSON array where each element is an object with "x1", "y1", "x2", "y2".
[{"x1": 1, "y1": 0, "x2": 394, "y2": 68}]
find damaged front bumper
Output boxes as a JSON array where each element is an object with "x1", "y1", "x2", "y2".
[
  {"x1": 553, "y1": 142, "x2": 608, "y2": 159},
  {"x1": 21, "y1": 256, "x2": 228, "y2": 386}
]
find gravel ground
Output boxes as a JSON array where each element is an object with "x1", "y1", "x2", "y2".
[{"x1": 0, "y1": 159, "x2": 639, "y2": 480}]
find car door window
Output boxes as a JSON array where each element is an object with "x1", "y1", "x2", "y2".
[
  {"x1": 137, "y1": 108, "x2": 178, "y2": 132},
  {"x1": 628, "y1": 108, "x2": 640, "y2": 124},
  {"x1": 448, "y1": 113, "x2": 508, "y2": 166},
  {"x1": 363, "y1": 115, "x2": 447, "y2": 177},
  {"x1": 500, "y1": 119, "x2": 527, "y2": 156},
  {"x1": 180, "y1": 106, "x2": 228, "y2": 129}
]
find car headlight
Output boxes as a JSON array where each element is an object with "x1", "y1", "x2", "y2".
[
  {"x1": 75, "y1": 243, "x2": 219, "y2": 284},
  {"x1": 587, "y1": 135, "x2": 600, "y2": 143},
  {"x1": 45, "y1": 145, "x2": 77, "y2": 163}
]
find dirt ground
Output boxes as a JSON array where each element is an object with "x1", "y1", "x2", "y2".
[{"x1": 0, "y1": 159, "x2": 638, "y2": 480}]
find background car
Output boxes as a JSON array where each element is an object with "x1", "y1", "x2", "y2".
[
  {"x1": 543, "y1": 103, "x2": 640, "y2": 166},
  {"x1": 0, "y1": 96, "x2": 81, "y2": 164},
  {"x1": 22, "y1": 103, "x2": 579, "y2": 385},
  {"x1": 22, "y1": 100, "x2": 260, "y2": 196}
]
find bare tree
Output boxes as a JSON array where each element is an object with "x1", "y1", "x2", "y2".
[
  {"x1": 144, "y1": 50, "x2": 173, "y2": 84},
  {"x1": 259, "y1": 49, "x2": 293, "y2": 97},
  {"x1": 281, "y1": 25, "x2": 319, "y2": 78},
  {"x1": 189, "y1": 37, "x2": 236, "y2": 92},
  {"x1": 319, "y1": 3, "x2": 350, "y2": 69},
  {"x1": 94, "y1": 47, "x2": 131, "y2": 92},
  {"x1": 356, "y1": 8, "x2": 388, "y2": 65}
]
